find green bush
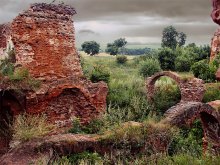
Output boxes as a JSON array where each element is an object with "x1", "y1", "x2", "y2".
[
  {"x1": 175, "y1": 54, "x2": 193, "y2": 72},
  {"x1": 69, "y1": 117, "x2": 105, "y2": 134},
  {"x1": 191, "y1": 60, "x2": 216, "y2": 83},
  {"x1": 116, "y1": 55, "x2": 128, "y2": 64},
  {"x1": 9, "y1": 67, "x2": 29, "y2": 81},
  {"x1": 203, "y1": 84, "x2": 220, "y2": 103},
  {"x1": 0, "y1": 59, "x2": 14, "y2": 76},
  {"x1": 68, "y1": 152, "x2": 102, "y2": 164},
  {"x1": 90, "y1": 64, "x2": 110, "y2": 83},
  {"x1": 169, "y1": 120, "x2": 203, "y2": 156},
  {"x1": 139, "y1": 58, "x2": 161, "y2": 78},
  {"x1": 153, "y1": 77, "x2": 181, "y2": 115},
  {"x1": 158, "y1": 47, "x2": 176, "y2": 70},
  {"x1": 68, "y1": 117, "x2": 83, "y2": 134}
]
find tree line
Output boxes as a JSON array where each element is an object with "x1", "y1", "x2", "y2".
[{"x1": 81, "y1": 25, "x2": 214, "y2": 82}]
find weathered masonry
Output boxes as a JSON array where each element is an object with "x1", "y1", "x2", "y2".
[{"x1": 0, "y1": 3, "x2": 108, "y2": 154}]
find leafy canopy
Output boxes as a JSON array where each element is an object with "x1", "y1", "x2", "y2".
[
  {"x1": 81, "y1": 41, "x2": 100, "y2": 56},
  {"x1": 106, "y1": 38, "x2": 127, "y2": 55},
  {"x1": 161, "y1": 26, "x2": 186, "y2": 50}
]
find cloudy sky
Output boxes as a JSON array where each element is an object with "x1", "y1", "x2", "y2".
[{"x1": 0, "y1": 0, "x2": 218, "y2": 48}]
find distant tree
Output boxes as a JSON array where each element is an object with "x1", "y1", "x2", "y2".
[
  {"x1": 106, "y1": 38, "x2": 127, "y2": 55},
  {"x1": 106, "y1": 43, "x2": 119, "y2": 55},
  {"x1": 186, "y1": 43, "x2": 196, "y2": 48},
  {"x1": 185, "y1": 43, "x2": 211, "y2": 61},
  {"x1": 114, "y1": 38, "x2": 127, "y2": 48},
  {"x1": 161, "y1": 26, "x2": 187, "y2": 49},
  {"x1": 178, "y1": 32, "x2": 187, "y2": 47},
  {"x1": 81, "y1": 41, "x2": 100, "y2": 56},
  {"x1": 119, "y1": 47, "x2": 152, "y2": 55}
]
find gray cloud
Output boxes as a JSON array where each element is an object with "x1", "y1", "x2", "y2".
[
  {"x1": 0, "y1": 0, "x2": 217, "y2": 46},
  {"x1": 78, "y1": 29, "x2": 98, "y2": 35}
]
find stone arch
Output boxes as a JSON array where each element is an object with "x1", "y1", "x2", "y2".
[
  {"x1": 0, "y1": 90, "x2": 24, "y2": 155},
  {"x1": 45, "y1": 87, "x2": 97, "y2": 129},
  {"x1": 146, "y1": 71, "x2": 206, "y2": 102},
  {"x1": 200, "y1": 111, "x2": 220, "y2": 151},
  {"x1": 163, "y1": 102, "x2": 220, "y2": 154}
]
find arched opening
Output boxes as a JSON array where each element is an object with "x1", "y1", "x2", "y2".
[
  {"x1": 46, "y1": 88, "x2": 96, "y2": 127},
  {"x1": 0, "y1": 90, "x2": 23, "y2": 155},
  {"x1": 200, "y1": 112, "x2": 220, "y2": 146},
  {"x1": 151, "y1": 76, "x2": 181, "y2": 115}
]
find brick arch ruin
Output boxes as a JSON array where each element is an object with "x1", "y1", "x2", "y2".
[
  {"x1": 146, "y1": 71, "x2": 206, "y2": 103},
  {"x1": 147, "y1": 71, "x2": 220, "y2": 154},
  {"x1": 163, "y1": 102, "x2": 220, "y2": 154},
  {"x1": 0, "y1": 2, "x2": 108, "y2": 136},
  {"x1": 25, "y1": 78, "x2": 108, "y2": 129}
]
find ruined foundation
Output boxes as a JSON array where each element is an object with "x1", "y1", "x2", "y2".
[
  {"x1": 0, "y1": 3, "x2": 108, "y2": 154},
  {"x1": 146, "y1": 71, "x2": 220, "y2": 154}
]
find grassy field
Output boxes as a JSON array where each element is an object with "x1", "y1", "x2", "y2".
[
  {"x1": 52, "y1": 54, "x2": 220, "y2": 164},
  {"x1": 3, "y1": 52, "x2": 219, "y2": 164}
]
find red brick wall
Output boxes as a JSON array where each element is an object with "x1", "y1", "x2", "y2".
[{"x1": 11, "y1": 4, "x2": 82, "y2": 80}]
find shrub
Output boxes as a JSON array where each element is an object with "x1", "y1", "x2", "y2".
[
  {"x1": 169, "y1": 120, "x2": 203, "y2": 156},
  {"x1": 69, "y1": 117, "x2": 105, "y2": 134},
  {"x1": 12, "y1": 113, "x2": 55, "y2": 142},
  {"x1": 101, "y1": 120, "x2": 178, "y2": 155},
  {"x1": 158, "y1": 47, "x2": 176, "y2": 70},
  {"x1": 90, "y1": 64, "x2": 110, "y2": 83},
  {"x1": 116, "y1": 55, "x2": 128, "y2": 64},
  {"x1": 9, "y1": 67, "x2": 29, "y2": 81},
  {"x1": 0, "y1": 58, "x2": 14, "y2": 76},
  {"x1": 68, "y1": 152, "x2": 102, "y2": 165},
  {"x1": 54, "y1": 152, "x2": 102, "y2": 165},
  {"x1": 191, "y1": 60, "x2": 216, "y2": 82},
  {"x1": 203, "y1": 83, "x2": 220, "y2": 103},
  {"x1": 139, "y1": 58, "x2": 161, "y2": 78},
  {"x1": 175, "y1": 54, "x2": 193, "y2": 72},
  {"x1": 153, "y1": 77, "x2": 181, "y2": 115},
  {"x1": 68, "y1": 117, "x2": 83, "y2": 134}
]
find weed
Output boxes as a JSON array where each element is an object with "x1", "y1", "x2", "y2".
[{"x1": 12, "y1": 113, "x2": 55, "y2": 142}]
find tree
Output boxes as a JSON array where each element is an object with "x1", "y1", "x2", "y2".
[
  {"x1": 178, "y1": 32, "x2": 187, "y2": 47},
  {"x1": 114, "y1": 38, "x2": 127, "y2": 48},
  {"x1": 81, "y1": 41, "x2": 100, "y2": 56},
  {"x1": 105, "y1": 38, "x2": 127, "y2": 55},
  {"x1": 114, "y1": 38, "x2": 127, "y2": 55},
  {"x1": 158, "y1": 47, "x2": 176, "y2": 70},
  {"x1": 161, "y1": 26, "x2": 187, "y2": 49},
  {"x1": 106, "y1": 43, "x2": 119, "y2": 55}
]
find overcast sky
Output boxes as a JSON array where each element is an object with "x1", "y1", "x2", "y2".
[{"x1": 0, "y1": 0, "x2": 218, "y2": 48}]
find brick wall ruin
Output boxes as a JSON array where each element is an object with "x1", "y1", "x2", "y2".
[
  {"x1": 0, "y1": 3, "x2": 108, "y2": 154},
  {"x1": 8, "y1": 3, "x2": 108, "y2": 126},
  {"x1": 11, "y1": 3, "x2": 82, "y2": 80}
]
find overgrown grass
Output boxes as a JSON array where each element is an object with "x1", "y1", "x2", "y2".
[
  {"x1": 203, "y1": 83, "x2": 220, "y2": 103},
  {"x1": 54, "y1": 152, "x2": 220, "y2": 165},
  {"x1": 153, "y1": 77, "x2": 181, "y2": 115},
  {"x1": 0, "y1": 55, "x2": 41, "y2": 91},
  {"x1": 56, "y1": 55, "x2": 220, "y2": 163},
  {"x1": 12, "y1": 113, "x2": 55, "y2": 142}
]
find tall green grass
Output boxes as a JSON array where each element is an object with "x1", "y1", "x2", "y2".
[{"x1": 67, "y1": 54, "x2": 219, "y2": 163}]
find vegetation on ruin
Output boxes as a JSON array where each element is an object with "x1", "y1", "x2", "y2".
[
  {"x1": 0, "y1": 50, "x2": 41, "y2": 91},
  {"x1": 56, "y1": 48, "x2": 220, "y2": 163},
  {"x1": 2, "y1": 25, "x2": 220, "y2": 163},
  {"x1": 12, "y1": 113, "x2": 55, "y2": 143}
]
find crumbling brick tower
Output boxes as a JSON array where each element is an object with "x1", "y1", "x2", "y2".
[{"x1": 8, "y1": 3, "x2": 108, "y2": 127}]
